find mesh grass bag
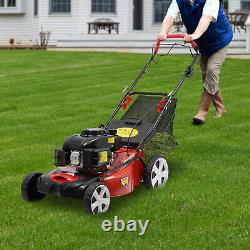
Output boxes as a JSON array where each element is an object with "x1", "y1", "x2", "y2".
[{"x1": 143, "y1": 132, "x2": 177, "y2": 163}]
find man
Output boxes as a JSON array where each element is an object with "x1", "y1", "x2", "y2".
[{"x1": 158, "y1": 0, "x2": 233, "y2": 125}]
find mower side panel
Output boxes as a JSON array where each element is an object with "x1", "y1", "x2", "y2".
[
  {"x1": 37, "y1": 170, "x2": 99, "y2": 199},
  {"x1": 102, "y1": 158, "x2": 144, "y2": 197}
]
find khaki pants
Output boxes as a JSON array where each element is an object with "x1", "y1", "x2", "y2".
[{"x1": 200, "y1": 46, "x2": 228, "y2": 95}]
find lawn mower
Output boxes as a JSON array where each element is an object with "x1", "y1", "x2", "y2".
[{"x1": 21, "y1": 34, "x2": 199, "y2": 214}]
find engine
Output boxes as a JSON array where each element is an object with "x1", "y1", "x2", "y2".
[{"x1": 55, "y1": 128, "x2": 121, "y2": 172}]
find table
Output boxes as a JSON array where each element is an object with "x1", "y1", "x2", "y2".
[
  {"x1": 227, "y1": 10, "x2": 250, "y2": 33},
  {"x1": 88, "y1": 18, "x2": 119, "y2": 34},
  {"x1": 173, "y1": 14, "x2": 184, "y2": 33}
]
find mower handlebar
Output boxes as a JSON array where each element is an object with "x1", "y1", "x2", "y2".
[{"x1": 154, "y1": 34, "x2": 198, "y2": 54}]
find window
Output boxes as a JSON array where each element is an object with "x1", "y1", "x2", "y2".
[
  {"x1": 154, "y1": 0, "x2": 171, "y2": 23},
  {"x1": 92, "y1": 0, "x2": 116, "y2": 13},
  {"x1": 0, "y1": 0, "x2": 16, "y2": 7},
  {"x1": 241, "y1": 0, "x2": 250, "y2": 9},
  {"x1": 34, "y1": 0, "x2": 38, "y2": 16},
  {"x1": 223, "y1": 0, "x2": 228, "y2": 11},
  {"x1": 0, "y1": 0, "x2": 23, "y2": 13},
  {"x1": 7, "y1": 0, "x2": 16, "y2": 7},
  {"x1": 49, "y1": 0, "x2": 71, "y2": 14}
]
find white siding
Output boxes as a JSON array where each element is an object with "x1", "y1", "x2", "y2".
[
  {"x1": 0, "y1": 0, "x2": 155, "y2": 44},
  {"x1": 0, "y1": 0, "x2": 24, "y2": 14},
  {"x1": 36, "y1": 0, "x2": 130, "y2": 44},
  {"x1": 144, "y1": 0, "x2": 161, "y2": 32},
  {"x1": 0, "y1": 1, "x2": 33, "y2": 44},
  {"x1": 0, "y1": 0, "x2": 247, "y2": 47},
  {"x1": 36, "y1": 0, "x2": 81, "y2": 45},
  {"x1": 229, "y1": 0, "x2": 241, "y2": 12},
  {"x1": 32, "y1": 17, "x2": 40, "y2": 45}
]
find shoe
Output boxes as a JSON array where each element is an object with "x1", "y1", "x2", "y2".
[
  {"x1": 192, "y1": 117, "x2": 205, "y2": 125},
  {"x1": 213, "y1": 110, "x2": 227, "y2": 119}
]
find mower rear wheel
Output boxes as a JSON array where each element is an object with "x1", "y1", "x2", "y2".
[
  {"x1": 21, "y1": 173, "x2": 46, "y2": 201},
  {"x1": 84, "y1": 182, "x2": 110, "y2": 214},
  {"x1": 144, "y1": 155, "x2": 169, "y2": 189}
]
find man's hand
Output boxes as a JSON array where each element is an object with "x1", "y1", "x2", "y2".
[
  {"x1": 184, "y1": 14, "x2": 213, "y2": 43},
  {"x1": 157, "y1": 31, "x2": 168, "y2": 41},
  {"x1": 184, "y1": 34, "x2": 199, "y2": 43},
  {"x1": 184, "y1": 34, "x2": 193, "y2": 43}
]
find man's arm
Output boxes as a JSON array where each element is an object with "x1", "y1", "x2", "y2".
[
  {"x1": 158, "y1": 16, "x2": 175, "y2": 40},
  {"x1": 158, "y1": 0, "x2": 179, "y2": 40},
  {"x1": 184, "y1": 14, "x2": 214, "y2": 42},
  {"x1": 184, "y1": 0, "x2": 220, "y2": 42}
]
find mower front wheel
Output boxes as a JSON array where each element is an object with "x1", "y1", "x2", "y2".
[
  {"x1": 84, "y1": 182, "x2": 110, "y2": 214},
  {"x1": 21, "y1": 173, "x2": 46, "y2": 201},
  {"x1": 143, "y1": 155, "x2": 169, "y2": 189}
]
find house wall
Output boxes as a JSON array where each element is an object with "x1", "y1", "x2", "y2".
[
  {"x1": 0, "y1": 0, "x2": 180, "y2": 45},
  {"x1": 144, "y1": 0, "x2": 160, "y2": 32},
  {"x1": 0, "y1": 0, "x2": 131, "y2": 45},
  {"x1": 0, "y1": 1, "x2": 33, "y2": 44},
  {"x1": 229, "y1": 0, "x2": 241, "y2": 12},
  {"x1": 0, "y1": 0, "x2": 162, "y2": 44},
  {"x1": 34, "y1": 0, "x2": 131, "y2": 44},
  {"x1": 0, "y1": 0, "x2": 247, "y2": 46},
  {"x1": 34, "y1": 0, "x2": 80, "y2": 44}
]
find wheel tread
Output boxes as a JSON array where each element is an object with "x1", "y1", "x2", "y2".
[
  {"x1": 143, "y1": 155, "x2": 168, "y2": 189},
  {"x1": 21, "y1": 172, "x2": 45, "y2": 201}
]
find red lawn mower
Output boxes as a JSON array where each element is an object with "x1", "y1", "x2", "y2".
[{"x1": 21, "y1": 34, "x2": 199, "y2": 214}]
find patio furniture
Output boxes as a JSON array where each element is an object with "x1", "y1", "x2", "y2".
[
  {"x1": 88, "y1": 18, "x2": 119, "y2": 34},
  {"x1": 173, "y1": 14, "x2": 184, "y2": 33},
  {"x1": 227, "y1": 9, "x2": 250, "y2": 32}
]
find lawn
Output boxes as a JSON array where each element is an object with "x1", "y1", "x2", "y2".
[{"x1": 0, "y1": 50, "x2": 249, "y2": 250}]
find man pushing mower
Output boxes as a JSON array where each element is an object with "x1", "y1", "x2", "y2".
[{"x1": 158, "y1": 0, "x2": 233, "y2": 125}]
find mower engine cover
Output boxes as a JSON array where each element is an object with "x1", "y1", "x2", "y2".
[{"x1": 55, "y1": 128, "x2": 121, "y2": 171}]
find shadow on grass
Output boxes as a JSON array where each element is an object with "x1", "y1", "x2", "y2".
[
  {"x1": 168, "y1": 158, "x2": 187, "y2": 179},
  {"x1": 29, "y1": 159, "x2": 185, "y2": 217},
  {"x1": 32, "y1": 195, "x2": 84, "y2": 216},
  {"x1": 32, "y1": 186, "x2": 148, "y2": 217}
]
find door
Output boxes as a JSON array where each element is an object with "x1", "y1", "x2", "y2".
[{"x1": 133, "y1": 0, "x2": 143, "y2": 30}]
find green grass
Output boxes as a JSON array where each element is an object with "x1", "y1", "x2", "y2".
[{"x1": 0, "y1": 50, "x2": 249, "y2": 250}]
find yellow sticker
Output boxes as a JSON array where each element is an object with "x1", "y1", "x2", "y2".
[
  {"x1": 121, "y1": 177, "x2": 129, "y2": 188},
  {"x1": 108, "y1": 137, "x2": 115, "y2": 144},
  {"x1": 99, "y1": 151, "x2": 108, "y2": 164},
  {"x1": 116, "y1": 128, "x2": 139, "y2": 138}
]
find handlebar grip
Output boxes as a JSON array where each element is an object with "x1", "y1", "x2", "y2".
[
  {"x1": 154, "y1": 39, "x2": 161, "y2": 54},
  {"x1": 167, "y1": 34, "x2": 198, "y2": 50},
  {"x1": 153, "y1": 34, "x2": 198, "y2": 54}
]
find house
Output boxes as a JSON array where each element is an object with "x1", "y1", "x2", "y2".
[{"x1": 0, "y1": 0, "x2": 249, "y2": 53}]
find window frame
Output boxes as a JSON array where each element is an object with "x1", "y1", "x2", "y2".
[
  {"x1": 49, "y1": 0, "x2": 71, "y2": 15},
  {"x1": 91, "y1": 0, "x2": 116, "y2": 14},
  {"x1": 241, "y1": 0, "x2": 250, "y2": 10},
  {"x1": 153, "y1": 0, "x2": 172, "y2": 24}
]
